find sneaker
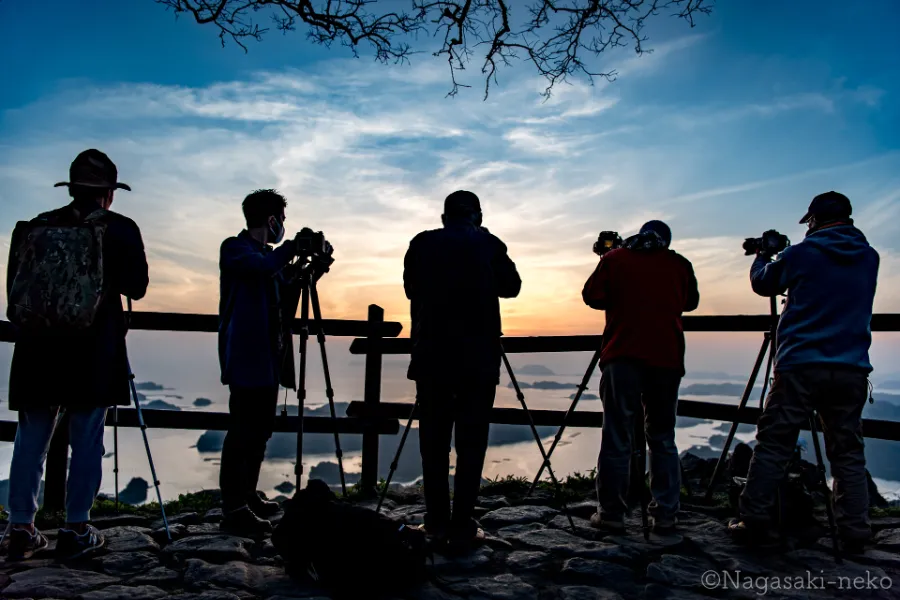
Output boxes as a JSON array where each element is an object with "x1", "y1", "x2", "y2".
[
  {"x1": 652, "y1": 516, "x2": 679, "y2": 535},
  {"x1": 726, "y1": 518, "x2": 780, "y2": 549},
  {"x1": 220, "y1": 506, "x2": 272, "y2": 537},
  {"x1": 446, "y1": 527, "x2": 486, "y2": 555},
  {"x1": 415, "y1": 524, "x2": 448, "y2": 552},
  {"x1": 589, "y1": 512, "x2": 626, "y2": 534},
  {"x1": 248, "y1": 491, "x2": 282, "y2": 519},
  {"x1": 840, "y1": 537, "x2": 867, "y2": 555},
  {"x1": 4, "y1": 525, "x2": 50, "y2": 561},
  {"x1": 56, "y1": 525, "x2": 105, "y2": 560}
]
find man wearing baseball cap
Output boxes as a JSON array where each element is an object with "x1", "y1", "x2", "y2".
[
  {"x1": 403, "y1": 190, "x2": 521, "y2": 553},
  {"x1": 1, "y1": 150, "x2": 148, "y2": 561},
  {"x1": 729, "y1": 191, "x2": 879, "y2": 553}
]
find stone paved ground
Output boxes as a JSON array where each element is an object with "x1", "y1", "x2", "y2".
[{"x1": 2, "y1": 491, "x2": 900, "y2": 600}]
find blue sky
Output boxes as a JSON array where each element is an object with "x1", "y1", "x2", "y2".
[{"x1": 1, "y1": 0, "x2": 899, "y2": 335}]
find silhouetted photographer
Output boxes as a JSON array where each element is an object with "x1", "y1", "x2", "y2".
[
  {"x1": 582, "y1": 220, "x2": 699, "y2": 536},
  {"x1": 403, "y1": 190, "x2": 521, "y2": 552},
  {"x1": 728, "y1": 192, "x2": 879, "y2": 553},
  {"x1": 218, "y1": 189, "x2": 332, "y2": 536},
  {"x1": 2, "y1": 149, "x2": 148, "y2": 561}
]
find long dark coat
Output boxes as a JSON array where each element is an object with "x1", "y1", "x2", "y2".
[{"x1": 6, "y1": 199, "x2": 149, "y2": 410}]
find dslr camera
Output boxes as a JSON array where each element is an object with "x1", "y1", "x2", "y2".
[
  {"x1": 743, "y1": 230, "x2": 790, "y2": 256},
  {"x1": 593, "y1": 231, "x2": 623, "y2": 256},
  {"x1": 295, "y1": 227, "x2": 334, "y2": 263}
]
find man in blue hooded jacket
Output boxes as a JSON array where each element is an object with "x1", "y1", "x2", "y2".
[{"x1": 728, "y1": 191, "x2": 879, "y2": 553}]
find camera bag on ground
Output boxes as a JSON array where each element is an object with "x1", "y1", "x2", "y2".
[
  {"x1": 7, "y1": 207, "x2": 110, "y2": 331},
  {"x1": 272, "y1": 479, "x2": 430, "y2": 598}
]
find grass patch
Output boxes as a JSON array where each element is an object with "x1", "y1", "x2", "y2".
[
  {"x1": 871, "y1": 506, "x2": 900, "y2": 518},
  {"x1": 25, "y1": 490, "x2": 223, "y2": 529},
  {"x1": 480, "y1": 474, "x2": 530, "y2": 497}
]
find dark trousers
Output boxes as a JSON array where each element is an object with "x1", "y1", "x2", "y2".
[
  {"x1": 417, "y1": 379, "x2": 496, "y2": 538},
  {"x1": 220, "y1": 385, "x2": 279, "y2": 512},
  {"x1": 740, "y1": 367, "x2": 871, "y2": 541},
  {"x1": 597, "y1": 360, "x2": 682, "y2": 524}
]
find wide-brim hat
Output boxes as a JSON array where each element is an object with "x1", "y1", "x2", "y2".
[{"x1": 54, "y1": 149, "x2": 131, "y2": 191}]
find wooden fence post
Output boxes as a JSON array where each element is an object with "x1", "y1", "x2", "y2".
[
  {"x1": 43, "y1": 411, "x2": 70, "y2": 514},
  {"x1": 360, "y1": 304, "x2": 384, "y2": 494}
]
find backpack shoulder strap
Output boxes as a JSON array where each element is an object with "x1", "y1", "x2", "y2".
[{"x1": 83, "y1": 208, "x2": 111, "y2": 223}]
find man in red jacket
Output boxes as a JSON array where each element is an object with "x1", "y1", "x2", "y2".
[{"x1": 582, "y1": 220, "x2": 699, "y2": 534}]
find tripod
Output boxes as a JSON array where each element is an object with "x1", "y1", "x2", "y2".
[
  {"x1": 291, "y1": 263, "x2": 347, "y2": 496},
  {"x1": 500, "y1": 345, "x2": 577, "y2": 533},
  {"x1": 112, "y1": 298, "x2": 171, "y2": 540},
  {"x1": 375, "y1": 343, "x2": 577, "y2": 534},
  {"x1": 125, "y1": 354, "x2": 172, "y2": 540},
  {"x1": 526, "y1": 349, "x2": 601, "y2": 497},
  {"x1": 376, "y1": 398, "x2": 418, "y2": 513},
  {"x1": 703, "y1": 296, "x2": 778, "y2": 501}
]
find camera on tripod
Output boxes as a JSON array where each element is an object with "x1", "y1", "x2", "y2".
[
  {"x1": 593, "y1": 231, "x2": 623, "y2": 256},
  {"x1": 295, "y1": 227, "x2": 334, "y2": 265},
  {"x1": 743, "y1": 230, "x2": 790, "y2": 256}
]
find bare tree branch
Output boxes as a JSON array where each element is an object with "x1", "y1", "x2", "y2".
[{"x1": 156, "y1": 0, "x2": 714, "y2": 98}]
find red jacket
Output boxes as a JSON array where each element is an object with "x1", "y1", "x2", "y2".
[{"x1": 582, "y1": 248, "x2": 699, "y2": 374}]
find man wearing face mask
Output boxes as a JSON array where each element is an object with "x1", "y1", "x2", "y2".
[
  {"x1": 403, "y1": 190, "x2": 521, "y2": 552},
  {"x1": 218, "y1": 189, "x2": 304, "y2": 536},
  {"x1": 728, "y1": 192, "x2": 879, "y2": 553}
]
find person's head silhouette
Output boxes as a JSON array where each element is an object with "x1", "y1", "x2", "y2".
[{"x1": 442, "y1": 190, "x2": 482, "y2": 227}]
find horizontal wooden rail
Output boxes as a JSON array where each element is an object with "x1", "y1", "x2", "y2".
[
  {"x1": 351, "y1": 335, "x2": 603, "y2": 355},
  {"x1": 0, "y1": 408, "x2": 399, "y2": 443},
  {"x1": 0, "y1": 313, "x2": 403, "y2": 343},
  {"x1": 346, "y1": 400, "x2": 900, "y2": 442},
  {"x1": 349, "y1": 314, "x2": 900, "y2": 354}
]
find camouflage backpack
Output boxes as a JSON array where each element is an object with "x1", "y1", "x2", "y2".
[{"x1": 7, "y1": 207, "x2": 110, "y2": 332}]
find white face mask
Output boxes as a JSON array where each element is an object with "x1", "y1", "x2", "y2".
[{"x1": 269, "y1": 217, "x2": 285, "y2": 244}]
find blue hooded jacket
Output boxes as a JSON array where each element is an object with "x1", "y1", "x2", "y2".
[{"x1": 750, "y1": 224, "x2": 879, "y2": 372}]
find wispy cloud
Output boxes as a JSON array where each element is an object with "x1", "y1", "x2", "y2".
[
  {"x1": 1, "y1": 38, "x2": 898, "y2": 335},
  {"x1": 663, "y1": 153, "x2": 900, "y2": 206}
]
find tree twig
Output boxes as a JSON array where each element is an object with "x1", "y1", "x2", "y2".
[{"x1": 155, "y1": 0, "x2": 714, "y2": 98}]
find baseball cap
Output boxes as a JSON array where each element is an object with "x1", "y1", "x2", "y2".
[
  {"x1": 799, "y1": 191, "x2": 851, "y2": 224},
  {"x1": 444, "y1": 190, "x2": 481, "y2": 217},
  {"x1": 54, "y1": 149, "x2": 132, "y2": 191}
]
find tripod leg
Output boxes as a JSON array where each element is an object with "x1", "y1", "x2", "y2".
[
  {"x1": 758, "y1": 339, "x2": 775, "y2": 411},
  {"x1": 126, "y1": 358, "x2": 171, "y2": 541},
  {"x1": 527, "y1": 350, "x2": 601, "y2": 497},
  {"x1": 703, "y1": 333, "x2": 770, "y2": 502},
  {"x1": 309, "y1": 281, "x2": 347, "y2": 496},
  {"x1": 809, "y1": 412, "x2": 842, "y2": 564},
  {"x1": 295, "y1": 284, "x2": 310, "y2": 489},
  {"x1": 633, "y1": 414, "x2": 650, "y2": 541},
  {"x1": 377, "y1": 399, "x2": 419, "y2": 513},
  {"x1": 501, "y1": 348, "x2": 578, "y2": 534},
  {"x1": 113, "y1": 407, "x2": 119, "y2": 515}
]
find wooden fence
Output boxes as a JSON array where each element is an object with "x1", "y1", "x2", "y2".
[{"x1": 1, "y1": 307, "x2": 899, "y2": 511}]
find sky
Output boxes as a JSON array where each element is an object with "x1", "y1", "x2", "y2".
[{"x1": 1, "y1": 0, "x2": 899, "y2": 339}]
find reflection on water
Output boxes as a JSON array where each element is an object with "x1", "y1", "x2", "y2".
[{"x1": 1, "y1": 332, "x2": 899, "y2": 504}]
